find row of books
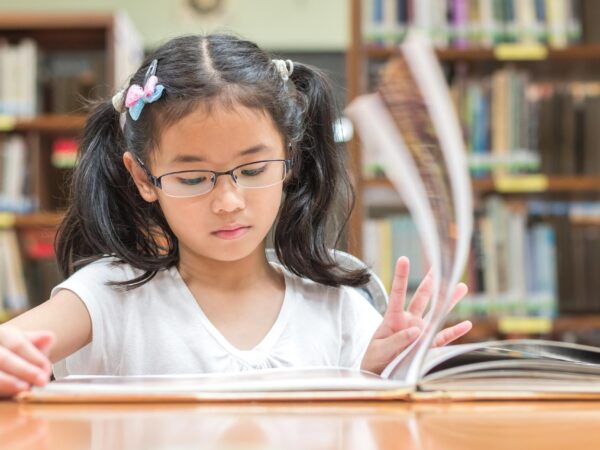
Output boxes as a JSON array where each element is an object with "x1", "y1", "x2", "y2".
[
  {"x1": 0, "y1": 39, "x2": 37, "y2": 116},
  {"x1": 525, "y1": 200, "x2": 600, "y2": 315},
  {"x1": 362, "y1": 73, "x2": 600, "y2": 177},
  {"x1": 463, "y1": 198, "x2": 600, "y2": 317},
  {"x1": 363, "y1": 197, "x2": 600, "y2": 319},
  {"x1": 0, "y1": 224, "x2": 61, "y2": 320},
  {"x1": 0, "y1": 134, "x2": 79, "y2": 213},
  {"x1": 363, "y1": 0, "x2": 584, "y2": 48},
  {"x1": 452, "y1": 73, "x2": 600, "y2": 177},
  {"x1": 363, "y1": 214, "x2": 428, "y2": 292},
  {"x1": 462, "y1": 196, "x2": 558, "y2": 319},
  {"x1": 0, "y1": 135, "x2": 35, "y2": 213},
  {"x1": 0, "y1": 39, "x2": 106, "y2": 116},
  {"x1": 0, "y1": 229, "x2": 27, "y2": 318}
]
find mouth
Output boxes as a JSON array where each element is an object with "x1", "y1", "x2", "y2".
[{"x1": 211, "y1": 225, "x2": 251, "y2": 240}]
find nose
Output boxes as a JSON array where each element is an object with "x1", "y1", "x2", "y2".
[{"x1": 210, "y1": 173, "x2": 245, "y2": 213}]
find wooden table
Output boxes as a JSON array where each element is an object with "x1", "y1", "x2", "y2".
[{"x1": 1, "y1": 400, "x2": 600, "y2": 450}]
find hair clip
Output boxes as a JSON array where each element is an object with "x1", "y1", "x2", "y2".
[
  {"x1": 272, "y1": 59, "x2": 294, "y2": 82},
  {"x1": 124, "y1": 59, "x2": 165, "y2": 121}
]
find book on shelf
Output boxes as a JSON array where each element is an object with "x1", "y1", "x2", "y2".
[
  {"x1": 0, "y1": 135, "x2": 36, "y2": 213},
  {"x1": 19, "y1": 35, "x2": 600, "y2": 403},
  {"x1": 362, "y1": 0, "x2": 583, "y2": 49},
  {"x1": 41, "y1": 50, "x2": 106, "y2": 114},
  {"x1": 0, "y1": 38, "x2": 37, "y2": 117},
  {"x1": 363, "y1": 214, "x2": 427, "y2": 294},
  {"x1": 0, "y1": 228, "x2": 28, "y2": 316}
]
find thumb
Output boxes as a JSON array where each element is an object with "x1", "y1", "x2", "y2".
[{"x1": 24, "y1": 331, "x2": 56, "y2": 356}]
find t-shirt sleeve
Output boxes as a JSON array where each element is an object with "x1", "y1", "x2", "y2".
[
  {"x1": 339, "y1": 286, "x2": 383, "y2": 369},
  {"x1": 50, "y1": 258, "x2": 126, "y2": 378}
]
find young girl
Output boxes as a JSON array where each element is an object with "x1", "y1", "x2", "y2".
[{"x1": 0, "y1": 34, "x2": 471, "y2": 396}]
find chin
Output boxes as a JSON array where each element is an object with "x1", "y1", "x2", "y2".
[{"x1": 203, "y1": 242, "x2": 264, "y2": 263}]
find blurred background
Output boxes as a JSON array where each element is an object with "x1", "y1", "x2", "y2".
[{"x1": 1, "y1": 0, "x2": 600, "y2": 347}]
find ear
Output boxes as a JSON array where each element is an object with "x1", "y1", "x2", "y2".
[{"x1": 123, "y1": 152, "x2": 159, "y2": 203}]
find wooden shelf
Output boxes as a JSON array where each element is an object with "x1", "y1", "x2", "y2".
[
  {"x1": 3, "y1": 114, "x2": 87, "y2": 133},
  {"x1": 0, "y1": 13, "x2": 114, "y2": 29},
  {"x1": 365, "y1": 44, "x2": 600, "y2": 62},
  {"x1": 468, "y1": 315, "x2": 600, "y2": 336},
  {"x1": 0, "y1": 13, "x2": 115, "y2": 50},
  {"x1": 364, "y1": 176, "x2": 600, "y2": 194},
  {"x1": 14, "y1": 212, "x2": 65, "y2": 228}
]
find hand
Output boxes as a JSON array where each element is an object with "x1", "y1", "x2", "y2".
[
  {"x1": 361, "y1": 256, "x2": 472, "y2": 374},
  {"x1": 0, "y1": 325, "x2": 55, "y2": 398}
]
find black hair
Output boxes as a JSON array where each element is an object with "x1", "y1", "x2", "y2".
[{"x1": 56, "y1": 34, "x2": 369, "y2": 288}]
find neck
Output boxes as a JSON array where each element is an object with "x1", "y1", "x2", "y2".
[{"x1": 177, "y1": 243, "x2": 278, "y2": 292}]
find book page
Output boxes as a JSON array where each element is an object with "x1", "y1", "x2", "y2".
[
  {"x1": 19, "y1": 367, "x2": 414, "y2": 403},
  {"x1": 346, "y1": 33, "x2": 473, "y2": 383}
]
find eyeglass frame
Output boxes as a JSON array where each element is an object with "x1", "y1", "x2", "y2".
[{"x1": 134, "y1": 156, "x2": 293, "y2": 198}]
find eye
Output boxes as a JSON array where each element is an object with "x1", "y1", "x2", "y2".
[
  {"x1": 177, "y1": 175, "x2": 209, "y2": 185},
  {"x1": 240, "y1": 165, "x2": 266, "y2": 176}
]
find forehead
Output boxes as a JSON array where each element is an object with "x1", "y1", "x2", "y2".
[{"x1": 155, "y1": 103, "x2": 285, "y2": 165}]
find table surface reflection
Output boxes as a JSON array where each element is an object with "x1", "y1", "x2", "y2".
[{"x1": 2, "y1": 400, "x2": 600, "y2": 450}]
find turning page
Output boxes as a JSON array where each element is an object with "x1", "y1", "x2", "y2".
[{"x1": 345, "y1": 33, "x2": 473, "y2": 383}]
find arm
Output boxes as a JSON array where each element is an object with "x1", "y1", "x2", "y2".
[
  {"x1": 5, "y1": 289, "x2": 92, "y2": 362},
  {"x1": 361, "y1": 256, "x2": 472, "y2": 374},
  {"x1": 0, "y1": 289, "x2": 91, "y2": 396}
]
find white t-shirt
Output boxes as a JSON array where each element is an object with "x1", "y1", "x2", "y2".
[{"x1": 51, "y1": 258, "x2": 383, "y2": 379}]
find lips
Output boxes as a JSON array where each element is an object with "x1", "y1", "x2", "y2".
[{"x1": 212, "y1": 224, "x2": 251, "y2": 240}]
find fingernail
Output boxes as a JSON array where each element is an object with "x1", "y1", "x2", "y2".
[
  {"x1": 16, "y1": 380, "x2": 29, "y2": 390},
  {"x1": 36, "y1": 373, "x2": 48, "y2": 385}
]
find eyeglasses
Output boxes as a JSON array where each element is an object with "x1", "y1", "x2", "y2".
[{"x1": 135, "y1": 157, "x2": 292, "y2": 198}]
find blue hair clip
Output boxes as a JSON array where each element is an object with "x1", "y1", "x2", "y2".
[{"x1": 125, "y1": 59, "x2": 165, "y2": 121}]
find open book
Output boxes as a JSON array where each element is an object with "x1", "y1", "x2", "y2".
[{"x1": 19, "y1": 34, "x2": 600, "y2": 403}]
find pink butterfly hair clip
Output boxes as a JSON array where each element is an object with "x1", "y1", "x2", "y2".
[{"x1": 123, "y1": 59, "x2": 165, "y2": 121}]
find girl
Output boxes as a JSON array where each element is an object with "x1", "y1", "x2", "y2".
[{"x1": 0, "y1": 34, "x2": 471, "y2": 396}]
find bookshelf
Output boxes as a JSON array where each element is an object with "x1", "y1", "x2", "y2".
[
  {"x1": 347, "y1": 0, "x2": 600, "y2": 342},
  {"x1": 0, "y1": 12, "x2": 142, "y2": 316}
]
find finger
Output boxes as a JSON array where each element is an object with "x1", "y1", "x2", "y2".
[
  {"x1": 0, "y1": 347, "x2": 50, "y2": 387},
  {"x1": 3, "y1": 331, "x2": 54, "y2": 375},
  {"x1": 372, "y1": 311, "x2": 424, "y2": 341},
  {"x1": 387, "y1": 256, "x2": 410, "y2": 315},
  {"x1": 446, "y1": 283, "x2": 469, "y2": 314},
  {"x1": 382, "y1": 326, "x2": 421, "y2": 357},
  {"x1": 25, "y1": 331, "x2": 56, "y2": 361},
  {"x1": 407, "y1": 269, "x2": 434, "y2": 317},
  {"x1": 433, "y1": 320, "x2": 472, "y2": 347},
  {"x1": 0, "y1": 371, "x2": 30, "y2": 398}
]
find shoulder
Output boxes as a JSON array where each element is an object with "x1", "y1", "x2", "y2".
[
  {"x1": 67, "y1": 256, "x2": 140, "y2": 281},
  {"x1": 50, "y1": 257, "x2": 168, "y2": 300},
  {"x1": 277, "y1": 263, "x2": 382, "y2": 317}
]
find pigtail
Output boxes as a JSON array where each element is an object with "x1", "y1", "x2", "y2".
[
  {"x1": 55, "y1": 100, "x2": 177, "y2": 286},
  {"x1": 275, "y1": 63, "x2": 370, "y2": 287}
]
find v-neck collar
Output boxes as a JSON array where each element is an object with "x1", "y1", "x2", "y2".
[{"x1": 169, "y1": 262, "x2": 293, "y2": 366}]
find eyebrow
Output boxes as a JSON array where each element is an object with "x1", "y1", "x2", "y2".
[{"x1": 169, "y1": 144, "x2": 269, "y2": 164}]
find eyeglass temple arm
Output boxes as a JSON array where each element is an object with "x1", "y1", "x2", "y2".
[{"x1": 134, "y1": 155, "x2": 161, "y2": 187}]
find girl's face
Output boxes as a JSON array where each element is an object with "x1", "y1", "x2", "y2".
[{"x1": 127, "y1": 102, "x2": 288, "y2": 263}]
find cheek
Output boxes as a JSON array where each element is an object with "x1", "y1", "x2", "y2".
[
  {"x1": 253, "y1": 188, "x2": 285, "y2": 228},
  {"x1": 156, "y1": 197, "x2": 209, "y2": 234}
]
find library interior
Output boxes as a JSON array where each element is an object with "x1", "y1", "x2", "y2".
[{"x1": 1, "y1": 1, "x2": 600, "y2": 449}]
